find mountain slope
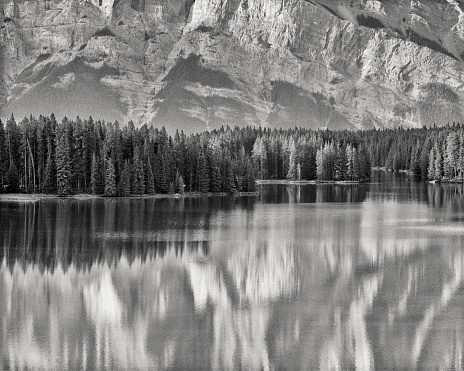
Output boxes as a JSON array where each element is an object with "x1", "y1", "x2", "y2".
[{"x1": 2, "y1": 0, "x2": 464, "y2": 131}]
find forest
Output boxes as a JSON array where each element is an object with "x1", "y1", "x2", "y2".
[{"x1": 0, "y1": 114, "x2": 461, "y2": 196}]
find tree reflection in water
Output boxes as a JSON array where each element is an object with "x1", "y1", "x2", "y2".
[{"x1": 2, "y1": 177, "x2": 464, "y2": 369}]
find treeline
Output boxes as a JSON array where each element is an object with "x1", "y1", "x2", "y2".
[
  {"x1": 3, "y1": 113, "x2": 459, "y2": 197},
  {"x1": 0, "y1": 114, "x2": 257, "y2": 196},
  {"x1": 363, "y1": 123, "x2": 464, "y2": 181},
  {"x1": 0, "y1": 114, "x2": 376, "y2": 196}
]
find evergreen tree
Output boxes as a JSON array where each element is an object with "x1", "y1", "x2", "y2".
[
  {"x1": 176, "y1": 172, "x2": 185, "y2": 195},
  {"x1": 168, "y1": 182, "x2": 175, "y2": 194},
  {"x1": 132, "y1": 155, "x2": 145, "y2": 195},
  {"x1": 209, "y1": 163, "x2": 222, "y2": 193},
  {"x1": 434, "y1": 142, "x2": 443, "y2": 180},
  {"x1": 198, "y1": 151, "x2": 210, "y2": 193},
  {"x1": 244, "y1": 158, "x2": 256, "y2": 192},
  {"x1": 224, "y1": 161, "x2": 237, "y2": 194},
  {"x1": 316, "y1": 146, "x2": 325, "y2": 180},
  {"x1": 90, "y1": 152, "x2": 104, "y2": 195},
  {"x1": 43, "y1": 151, "x2": 57, "y2": 193},
  {"x1": 6, "y1": 162, "x2": 20, "y2": 193},
  {"x1": 55, "y1": 123, "x2": 72, "y2": 196},
  {"x1": 0, "y1": 121, "x2": 8, "y2": 192},
  {"x1": 118, "y1": 160, "x2": 131, "y2": 196},
  {"x1": 428, "y1": 146, "x2": 436, "y2": 180},
  {"x1": 145, "y1": 158, "x2": 155, "y2": 195},
  {"x1": 104, "y1": 158, "x2": 117, "y2": 196},
  {"x1": 154, "y1": 153, "x2": 168, "y2": 194}
]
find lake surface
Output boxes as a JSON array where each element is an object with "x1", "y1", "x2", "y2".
[{"x1": 2, "y1": 171, "x2": 464, "y2": 370}]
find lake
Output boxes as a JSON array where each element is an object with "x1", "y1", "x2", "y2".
[{"x1": 2, "y1": 171, "x2": 464, "y2": 370}]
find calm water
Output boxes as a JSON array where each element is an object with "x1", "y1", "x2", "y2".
[{"x1": 2, "y1": 171, "x2": 464, "y2": 370}]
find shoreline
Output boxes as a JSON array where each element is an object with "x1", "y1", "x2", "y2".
[
  {"x1": 256, "y1": 179, "x2": 368, "y2": 185},
  {"x1": 0, "y1": 191, "x2": 260, "y2": 202}
]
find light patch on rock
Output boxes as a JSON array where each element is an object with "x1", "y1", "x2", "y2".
[
  {"x1": 84, "y1": 60, "x2": 104, "y2": 69},
  {"x1": 90, "y1": 0, "x2": 114, "y2": 20},
  {"x1": 52, "y1": 73, "x2": 76, "y2": 89},
  {"x1": 179, "y1": 107, "x2": 207, "y2": 123},
  {"x1": 336, "y1": 5, "x2": 357, "y2": 25},
  {"x1": 365, "y1": 0, "x2": 387, "y2": 16},
  {"x1": 154, "y1": 5, "x2": 163, "y2": 22}
]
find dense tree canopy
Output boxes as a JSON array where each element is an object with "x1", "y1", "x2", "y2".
[{"x1": 1, "y1": 114, "x2": 462, "y2": 195}]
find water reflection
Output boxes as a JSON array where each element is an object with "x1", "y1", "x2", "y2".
[{"x1": 2, "y1": 174, "x2": 464, "y2": 369}]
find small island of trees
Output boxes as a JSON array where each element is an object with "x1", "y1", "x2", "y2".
[{"x1": 0, "y1": 114, "x2": 462, "y2": 197}]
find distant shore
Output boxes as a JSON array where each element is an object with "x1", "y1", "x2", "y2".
[
  {"x1": 0, "y1": 191, "x2": 260, "y2": 202},
  {"x1": 256, "y1": 179, "x2": 368, "y2": 185}
]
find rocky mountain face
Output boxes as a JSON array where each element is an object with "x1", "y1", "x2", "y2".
[{"x1": 2, "y1": 0, "x2": 464, "y2": 131}]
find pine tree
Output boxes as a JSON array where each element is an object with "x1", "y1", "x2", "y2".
[
  {"x1": 132, "y1": 154, "x2": 145, "y2": 195},
  {"x1": 55, "y1": 123, "x2": 72, "y2": 196},
  {"x1": 428, "y1": 147, "x2": 436, "y2": 180},
  {"x1": 316, "y1": 146, "x2": 325, "y2": 180},
  {"x1": 198, "y1": 151, "x2": 210, "y2": 193},
  {"x1": 177, "y1": 173, "x2": 185, "y2": 195},
  {"x1": 168, "y1": 182, "x2": 175, "y2": 194},
  {"x1": 224, "y1": 161, "x2": 236, "y2": 194},
  {"x1": 155, "y1": 153, "x2": 168, "y2": 194},
  {"x1": 434, "y1": 142, "x2": 443, "y2": 180},
  {"x1": 0, "y1": 121, "x2": 8, "y2": 192},
  {"x1": 118, "y1": 160, "x2": 131, "y2": 196},
  {"x1": 90, "y1": 152, "x2": 104, "y2": 194},
  {"x1": 287, "y1": 144, "x2": 297, "y2": 180},
  {"x1": 104, "y1": 158, "x2": 117, "y2": 196},
  {"x1": 6, "y1": 162, "x2": 20, "y2": 193},
  {"x1": 43, "y1": 151, "x2": 57, "y2": 193},
  {"x1": 209, "y1": 163, "x2": 222, "y2": 193},
  {"x1": 145, "y1": 158, "x2": 155, "y2": 195},
  {"x1": 244, "y1": 158, "x2": 256, "y2": 192}
]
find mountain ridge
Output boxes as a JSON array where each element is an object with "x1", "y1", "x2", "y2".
[{"x1": 2, "y1": 0, "x2": 464, "y2": 131}]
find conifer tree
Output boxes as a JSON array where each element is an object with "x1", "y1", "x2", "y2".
[
  {"x1": 43, "y1": 151, "x2": 57, "y2": 193},
  {"x1": 198, "y1": 151, "x2": 210, "y2": 193},
  {"x1": 209, "y1": 163, "x2": 222, "y2": 193},
  {"x1": 0, "y1": 121, "x2": 8, "y2": 192},
  {"x1": 224, "y1": 161, "x2": 237, "y2": 194},
  {"x1": 434, "y1": 142, "x2": 443, "y2": 180},
  {"x1": 104, "y1": 158, "x2": 117, "y2": 196},
  {"x1": 145, "y1": 158, "x2": 155, "y2": 195},
  {"x1": 428, "y1": 147, "x2": 436, "y2": 180},
  {"x1": 155, "y1": 153, "x2": 168, "y2": 194},
  {"x1": 244, "y1": 158, "x2": 256, "y2": 192},
  {"x1": 6, "y1": 162, "x2": 20, "y2": 193},
  {"x1": 90, "y1": 152, "x2": 104, "y2": 194},
  {"x1": 177, "y1": 173, "x2": 185, "y2": 195},
  {"x1": 168, "y1": 182, "x2": 175, "y2": 194},
  {"x1": 132, "y1": 149, "x2": 145, "y2": 195},
  {"x1": 118, "y1": 160, "x2": 131, "y2": 196},
  {"x1": 55, "y1": 123, "x2": 72, "y2": 196}
]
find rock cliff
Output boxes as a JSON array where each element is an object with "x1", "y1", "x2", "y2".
[{"x1": 2, "y1": 0, "x2": 464, "y2": 131}]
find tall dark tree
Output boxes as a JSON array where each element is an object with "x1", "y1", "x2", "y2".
[
  {"x1": 154, "y1": 152, "x2": 168, "y2": 194},
  {"x1": 43, "y1": 151, "x2": 57, "y2": 193},
  {"x1": 132, "y1": 150, "x2": 145, "y2": 195},
  {"x1": 55, "y1": 121, "x2": 72, "y2": 196},
  {"x1": 6, "y1": 162, "x2": 20, "y2": 193},
  {"x1": 145, "y1": 158, "x2": 155, "y2": 195},
  {"x1": 90, "y1": 152, "x2": 104, "y2": 195},
  {"x1": 0, "y1": 121, "x2": 8, "y2": 192},
  {"x1": 198, "y1": 151, "x2": 210, "y2": 193},
  {"x1": 118, "y1": 160, "x2": 131, "y2": 196}
]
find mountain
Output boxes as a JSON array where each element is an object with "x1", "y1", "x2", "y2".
[{"x1": 2, "y1": 0, "x2": 464, "y2": 131}]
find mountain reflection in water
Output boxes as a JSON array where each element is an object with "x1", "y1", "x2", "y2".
[{"x1": 2, "y1": 172, "x2": 464, "y2": 370}]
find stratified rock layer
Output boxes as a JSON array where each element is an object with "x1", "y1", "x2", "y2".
[{"x1": 2, "y1": 0, "x2": 464, "y2": 131}]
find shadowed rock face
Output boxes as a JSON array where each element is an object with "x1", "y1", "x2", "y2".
[{"x1": 2, "y1": 0, "x2": 464, "y2": 131}]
